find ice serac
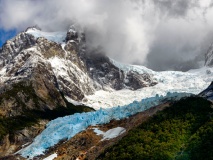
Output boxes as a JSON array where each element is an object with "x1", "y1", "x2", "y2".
[
  {"x1": 205, "y1": 43, "x2": 213, "y2": 67},
  {"x1": 199, "y1": 81, "x2": 213, "y2": 102}
]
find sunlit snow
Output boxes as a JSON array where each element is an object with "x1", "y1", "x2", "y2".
[
  {"x1": 43, "y1": 153, "x2": 57, "y2": 160},
  {"x1": 93, "y1": 127, "x2": 126, "y2": 141}
]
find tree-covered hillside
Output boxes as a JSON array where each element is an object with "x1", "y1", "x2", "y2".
[{"x1": 98, "y1": 97, "x2": 213, "y2": 160}]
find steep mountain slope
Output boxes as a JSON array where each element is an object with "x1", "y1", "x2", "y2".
[{"x1": 199, "y1": 81, "x2": 213, "y2": 101}]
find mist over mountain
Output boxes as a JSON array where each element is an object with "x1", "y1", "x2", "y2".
[{"x1": 1, "y1": 0, "x2": 213, "y2": 71}]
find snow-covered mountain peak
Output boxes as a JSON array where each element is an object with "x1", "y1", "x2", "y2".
[{"x1": 0, "y1": 25, "x2": 158, "y2": 104}]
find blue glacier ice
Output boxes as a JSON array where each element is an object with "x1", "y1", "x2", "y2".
[{"x1": 19, "y1": 92, "x2": 192, "y2": 158}]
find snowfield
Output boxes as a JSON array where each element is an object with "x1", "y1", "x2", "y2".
[
  {"x1": 19, "y1": 92, "x2": 192, "y2": 158},
  {"x1": 83, "y1": 61, "x2": 213, "y2": 109}
]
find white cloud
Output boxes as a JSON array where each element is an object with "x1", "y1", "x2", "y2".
[{"x1": 0, "y1": 0, "x2": 213, "y2": 70}]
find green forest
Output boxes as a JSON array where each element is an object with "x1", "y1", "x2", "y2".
[{"x1": 98, "y1": 97, "x2": 213, "y2": 160}]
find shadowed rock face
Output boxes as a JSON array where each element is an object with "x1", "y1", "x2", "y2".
[{"x1": 82, "y1": 52, "x2": 157, "y2": 90}]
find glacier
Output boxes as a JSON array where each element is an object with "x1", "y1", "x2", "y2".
[
  {"x1": 19, "y1": 92, "x2": 192, "y2": 158},
  {"x1": 84, "y1": 61, "x2": 213, "y2": 109}
]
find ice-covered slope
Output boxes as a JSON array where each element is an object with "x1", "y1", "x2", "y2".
[
  {"x1": 83, "y1": 61, "x2": 213, "y2": 109},
  {"x1": 19, "y1": 92, "x2": 191, "y2": 158}
]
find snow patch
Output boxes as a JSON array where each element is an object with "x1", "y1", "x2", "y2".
[
  {"x1": 0, "y1": 67, "x2": 6, "y2": 76},
  {"x1": 93, "y1": 127, "x2": 126, "y2": 141},
  {"x1": 102, "y1": 127, "x2": 126, "y2": 141},
  {"x1": 93, "y1": 128, "x2": 105, "y2": 135},
  {"x1": 43, "y1": 153, "x2": 57, "y2": 160}
]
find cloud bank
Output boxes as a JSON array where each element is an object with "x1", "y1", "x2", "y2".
[{"x1": 0, "y1": 0, "x2": 213, "y2": 71}]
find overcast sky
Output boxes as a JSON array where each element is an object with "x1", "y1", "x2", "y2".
[{"x1": 0, "y1": 0, "x2": 213, "y2": 71}]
